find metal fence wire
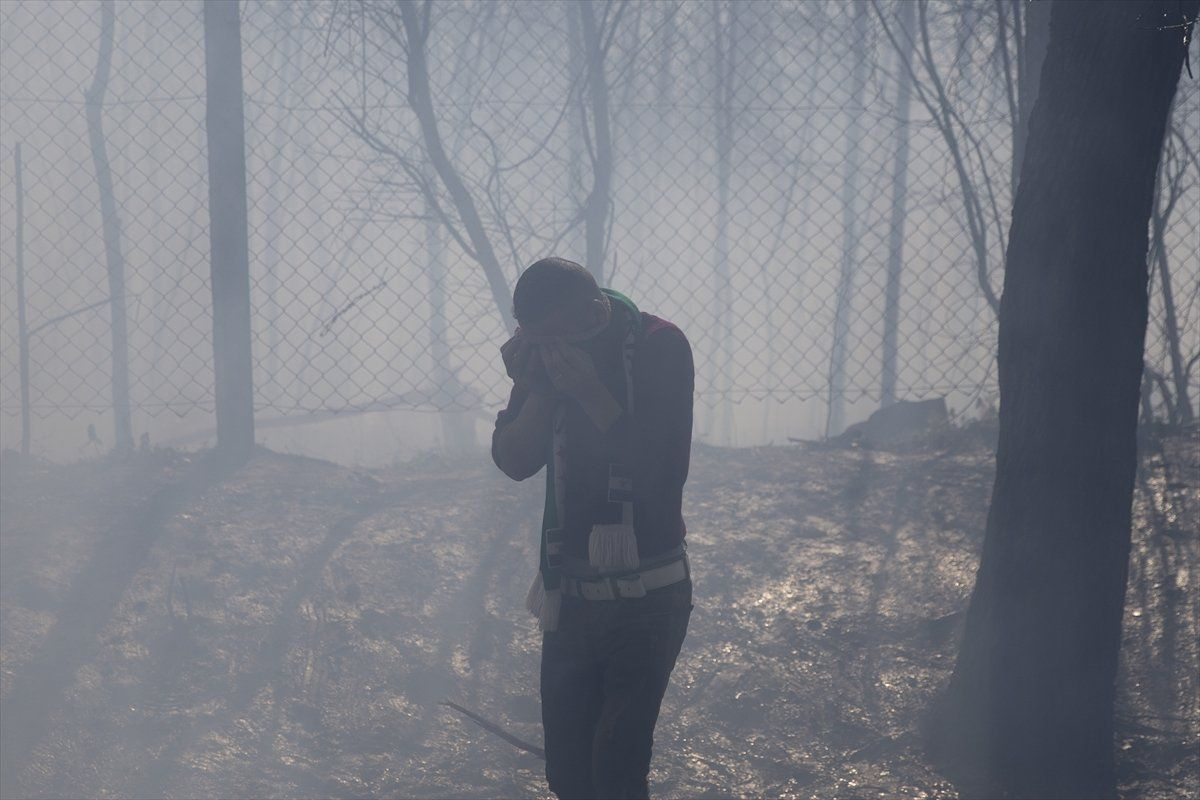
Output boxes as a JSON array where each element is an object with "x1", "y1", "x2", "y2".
[{"x1": 1, "y1": 0, "x2": 1197, "y2": 456}]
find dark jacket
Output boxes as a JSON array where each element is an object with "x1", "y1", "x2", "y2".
[{"x1": 491, "y1": 313, "x2": 694, "y2": 560}]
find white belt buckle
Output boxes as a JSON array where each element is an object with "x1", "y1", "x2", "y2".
[{"x1": 616, "y1": 575, "x2": 646, "y2": 598}]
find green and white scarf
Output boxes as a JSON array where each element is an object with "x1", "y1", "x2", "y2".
[{"x1": 526, "y1": 289, "x2": 642, "y2": 631}]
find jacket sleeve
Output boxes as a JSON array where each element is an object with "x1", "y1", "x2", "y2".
[
  {"x1": 490, "y1": 382, "x2": 529, "y2": 470},
  {"x1": 628, "y1": 327, "x2": 694, "y2": 498}
]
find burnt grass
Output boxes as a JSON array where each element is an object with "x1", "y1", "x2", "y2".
[{"x1": 0, "y1": 427, "x2": 1195, "y2": 799}]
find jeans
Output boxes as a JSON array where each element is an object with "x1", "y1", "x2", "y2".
[{"x1": 540, "y1": 579, "x2": 693, "y2": 800}]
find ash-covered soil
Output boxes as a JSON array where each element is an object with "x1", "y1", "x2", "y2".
[{"x1": 0, "y1": 428, "x2": 1195, "y2": 799}]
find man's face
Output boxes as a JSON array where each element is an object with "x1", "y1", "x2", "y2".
[
  {"x1": 519, "y1": 297, "x2": 610, "y2": 346},
  {"x1": 505, "y1": 297, "x2": 611, "y2": 396}
]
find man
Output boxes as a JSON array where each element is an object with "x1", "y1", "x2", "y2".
[{"x1": 491, "y1": 257, "x2": 694, "y2": 799}]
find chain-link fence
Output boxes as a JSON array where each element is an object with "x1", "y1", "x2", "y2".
[{"x1": 1, "y1": 0, "x2": 1197, "y2": 460}]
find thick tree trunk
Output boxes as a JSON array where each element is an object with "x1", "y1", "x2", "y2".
[
  {"x1": 926, "y1": 2, "x2": 1196, "y2": 797},
  {"x1": 85, "y1": 0, "x2": 134, "y2": 452}
]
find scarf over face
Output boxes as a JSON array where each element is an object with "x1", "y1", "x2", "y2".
[{"x1": 526, "y1": 288, "x2": 643, "y2": 631}]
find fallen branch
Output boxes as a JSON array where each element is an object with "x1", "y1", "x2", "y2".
[{"x1": 439, "y1": 700, "x2": 545, "y2": 759}]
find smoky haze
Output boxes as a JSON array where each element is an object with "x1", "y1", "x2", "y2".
[
  {"x1": 0, "y1": 1, "x2": 1197, "y2": 799},
  {"x1": 0, "y1": 0, "x2": 1192, "y2": 463}
]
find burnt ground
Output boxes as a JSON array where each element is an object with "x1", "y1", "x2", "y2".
[{"x1": 0, "y1": 427, "x2": 1195, "y2": 800}]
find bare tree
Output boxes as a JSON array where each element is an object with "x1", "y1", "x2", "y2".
[
  {"x1": 578, "y1": 0, "x2": 619, "y2": 280},
  {"x1": 256, "y1": 0, "x2": 304, "y2": 393},
  {"x1": 880, "y1": 0, "x2": 916, "y2": 407},
  {"x1": 754, "y1": 2, "x2": 827, "y2": 442},
  {"x1": 825, "y1": 0, "x2": 870, "y2": 437},
  {"x1": 342, "y1": 0, "x2": 626, "y2": 333},
  {"x1": 422, "y1": 177, "x2": 475, "y2": 451},
  {"x1": 565, "y1": 0, "x2": 586, "y2": 261},
  {"x1": 1147, "y1": 121, "x2": 1197, "y2": 423},
  {"x1": 84, "y1": 0, "x2": 133, "y2": 451},
  {"x1": 654, "y1": 0, "x2": 677, "y2": 152},
  {"x1": 14, "y1": 143, "x2": 30, "y2": 455},
  {"x1": 874, "y1": 0, "x2": 1006, "y2": 315},
  {"x1": 393, "y1": 1, "x2": 514, "y2": 329},
  {"x1": 424, "y1": 11, "x2": 492, "y2": 451},
  {"x1": 710, "y1": 0, "x2": 739, "y2": 445}
]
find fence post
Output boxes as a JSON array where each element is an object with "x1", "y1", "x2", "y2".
[
  {"x1": 204, "y1": 0, "x2": 254, "y2": 463},
  {"x1": 14, "y1": 143, "x2": 31, "y2": 456}
]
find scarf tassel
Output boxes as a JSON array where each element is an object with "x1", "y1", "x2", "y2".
[
  {"x1": 525, "y1": 575, "x2": 561, "y2": 631},
  {"x1": 588, "y1": 523, "x2": 640, "y2": 571}
]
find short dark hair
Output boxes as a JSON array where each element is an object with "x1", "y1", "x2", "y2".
[{"x1": 512, "y1": 257, "x2": 606, "y2": 326}]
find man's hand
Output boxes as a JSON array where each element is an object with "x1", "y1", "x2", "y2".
[
  {"x1": 500, "y1": 333, "x2": 530, "y2": 380},
  {"x1": 540, "y1": 342, "x2": 603, "y2": 401},
  {"x1": 500, "y1": 333, "x2": 557, "y2": 397},
  {"x1": 541, "y1": 342, "x2": 624, "y2": 431}
]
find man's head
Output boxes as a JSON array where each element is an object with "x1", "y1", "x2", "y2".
[{"x1": 512, "y1": 257, "x2": 611, "y2": 342}]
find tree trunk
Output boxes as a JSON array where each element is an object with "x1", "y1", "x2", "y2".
[
  {"x1": 825, "y1": 0, "x2": 869, "y2": 437},
  {"x1": 424, "y1": 10, "x2": 487, "y2": 452},
  {"x1": 610, "y1": 4, "x2": 641, "y2": 274},
  {"x1": 881, "y1": 0, "x2": 915, "y2": 408},
  {"x1": 1149, "y1": 126, "x2": 1194, "y2": 424},
  {"x1": 85, "y1": 0, "x2": 133, "y2": 451},
  {"x1": 578, "y1": 0, "x2": 614, "y2": 280},
  {"x1": 14, "y1": 143, "x2": 31, "y2": 456},
  {"x1": 761, "y1": 5, "x2": 824, "y2": 442},
  {"x1": 424, "y1": 177, "x2": 475, "y2": 452},
  {"x1": 257, "y1": 0, "x2": 302, "y2": 398},
  {"x1": 711, "y1": 0, "x2": 737, "y2": 446},
  {"x1": 655, "y1": 0, "x2": 676, "y2": 152},
  {"x1": 204, "y1": 0, "x2": 256, "y2": 464},
  {"x1": 926, "y1": 2, "x2": 1196, "y2": 797},
  {"x1": 565, "y1": 0, "x2": 586, "y2": 262}
]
